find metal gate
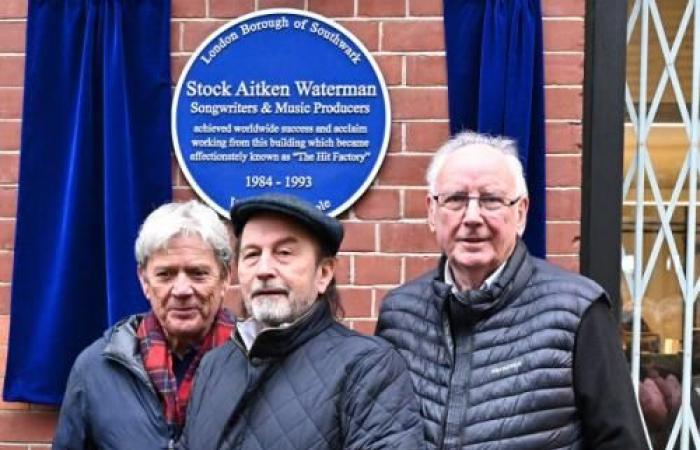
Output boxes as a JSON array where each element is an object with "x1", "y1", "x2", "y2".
[{"x1": 624, "y1": 0, "x2": 700, "y2": 448}]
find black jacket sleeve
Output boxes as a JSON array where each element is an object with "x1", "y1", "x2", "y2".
[{"x1": 574, "y1": 299, "x2": 649, "y2": 449}]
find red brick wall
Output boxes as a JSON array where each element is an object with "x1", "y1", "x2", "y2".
[{"x1": 0, "y1": 0, "x2": 585, "y2": 445}]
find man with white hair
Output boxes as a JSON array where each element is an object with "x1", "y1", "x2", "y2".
[
  {"x1": 376, "y1": 131, "x2": 646, "y2": 449},
  {"x1": 53, "y1": 200, "x2": 235, "y2": 449}
]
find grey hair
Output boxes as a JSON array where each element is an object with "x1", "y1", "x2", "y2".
[
  {"x1": 134, "y1": 200, "x2": 232, "y2": 274},
  {"x1": 426, "y1": 130, "x2": 528, "y2": 197}
]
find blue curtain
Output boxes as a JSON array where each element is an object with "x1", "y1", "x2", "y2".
[
  {"x1": 4, "y1": 0, "x2": 172, "y2": 405},
  {"x1": 443, "y1": 0, "x2": 546, "y2": 257}
]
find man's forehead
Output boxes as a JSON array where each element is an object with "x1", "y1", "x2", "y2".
[{"x1": 436, "y1": 145, "x2": 515, "y2": 189}]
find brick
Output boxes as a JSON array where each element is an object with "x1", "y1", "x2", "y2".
[
  {"x1": 409, "y1": 0, "x2": 443, "y2": 16},
  {"x1": 546, "y1": 189, "x2": 581, "y2": 221},
  {"x1": 406, "y1": 55, "x2": 446, "y2": 85},
  {"x1": 543, "y1": 19, "x2": 584, "y2": 52},
  {"x1": 545, "y1": 87, "x2": 582, "y2": 120},
  {"x1": 351, "y1": 320, "x2": 377, "y2": 335},
  {"x1": 259, "y1": 0, "x2": 304, "y2": 8},
  {"x1": 0, "y1": 252, "x2": 12, "y2": 282},
  {"x1": 358, "y1": 0, "x2": 406, "y2": 16},
  {"x1": 546, "y1": 122, "x2": 582, "y2": 153},
  {"x1": 380, "y1": 223, "x2": 438, "y2": 253},
  {"x1": 338, "y1": 287, "x2": 372, "y2": 317},
  {"x1": 0, "y1": 57, "x2": 24, "y2": 87},
  {"x1": 377, "y1": 154, "x2": 431, "y2": 186},
  {"x1": 172, "y1": 0, "x2": 205, "y2": 18},
  {"x1": 388, "y1": 123, "x2": 402, "y2": 153},
  {"x1": 375, "y1": 55, "x2": 402, "y2": 86},
  {"x1": 337, "y1": 21, "x2": 379, "y2": 52},
  {"x1": 0, "y1": 285, "x2": 9, "y2": 314},
  {"x1": 309, "y1": 0, "x2": 354, "y2": 17},
  {"x1": 373, "y1": 287, "x2": 392, "y2": 313},
  {"x1": 542, "y1": 0, "x2": 585, "y2": 17},
  {"x1": 335, "y1": 255, "x2": 351, "y2": 284},
  {"x1": 340, "y1": 222, "x2": 376, "y2": 252},
  {"x1": 171, "y1": 54, "x2": 190, "y2": 85},
  {"x1": 0, "y1": 22, "x2": 26, "y2": 53},
  {"x1": 0, "y1": 154, "x2": 19, "y2": 184},
  {"x1": 544, "y1": 53, "x2": 583, "y2": 85},
  {"x1": 182, "y1": 21, "x2": 227, "y2": 52},
  {"x1": 405, "y1": 255, "x2": 440, "y2": 280},
  {"x1": 0, "y1": 121, "x2": 21, "y2": 150},
  {"x1": 546, "y1": 222, "x2": 580, "y2": 254},
  {"x1": 390, "y1": 87, "x2": 448, "y2": 120},
  {"x1": 406, "y1": 121, "x2": 450, "y2": 151},
  {"x1": 0, "y1": 315, "x2": 7, "y2": 345},
  {"x1": 354, "y1": 189, "x2": 400, "y2": 220},
  {"x1": 0, "y1": 344, "x2": 5, "y2": 376},
  {"x1": 0, "y1": 221, "x2": 14, "y2": 250},
  {"x1": 0, "y1": 89, "x2": 23, "y2": 119},
  {"x1": 405, "y1": 189, "x2": 429, "y2": 218},
  {"x1": 0, "y1": 411, "x2": 57, "y2": 442},
  {"x1": 171, "y1": 22, "x2": 182, "y2": 52},
  {"x1": 0, "y1": 1, "x2": 27, "y2": 19},
  {"x1": 0, "y1": 392, "x2": 30, "y2": 410},
  {"x1": 355, "y1": 255, "x2": 402, "y2": 285},
  {"x1": 210, "y1": 0, "x2": 255, "y2": 18},
  {"x1": 382, "y1": 20, "x2": 444, "y2": 51},
  {"x1": 547, "y1": 254, "x2": 580, "y2": 272},
  {"x1": 547, "y1": 155, "x2": 581, "y2": 186}
]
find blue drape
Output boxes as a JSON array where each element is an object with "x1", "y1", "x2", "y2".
[
  {"x1": 443, "y1": 0, "x2": 546, "y2": 257},
  {"x1": 4, "y1": 0, "x2": 172, "y2": 404}
]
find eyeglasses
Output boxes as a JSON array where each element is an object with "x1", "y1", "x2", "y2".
[{"x1": 431, "y1": 192, "x2": 521, "y2": 212}]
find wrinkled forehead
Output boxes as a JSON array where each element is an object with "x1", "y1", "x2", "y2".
[{"x1": 435, "y1": 145, "x2": 517, "y2": 193}]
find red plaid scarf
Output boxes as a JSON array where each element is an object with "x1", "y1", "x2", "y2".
[{"x1": 137, "y1": 309, "x2": 235, "y2": 430}]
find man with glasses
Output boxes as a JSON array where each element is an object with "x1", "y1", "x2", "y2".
[{"x1": 376, "y1": 131, "x2": 646, "y2": 449}]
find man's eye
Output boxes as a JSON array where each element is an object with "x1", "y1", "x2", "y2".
[
  {"x1": 277, "y1": 248, "x2": 293, "y2": 257},
  {"x1": 443, "y1": 194, "x2": 467, "y2": 206}
]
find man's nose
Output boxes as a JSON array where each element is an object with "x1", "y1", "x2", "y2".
[
  {"x1": 255, "y1": 253, "x2": 276, "y2": 280},
  {"x1": 461, "y1": 198, "x2": 483, "y2": 223},
  {"x1": 171, "y1": 272, "x2": 194, "y2": 296}
]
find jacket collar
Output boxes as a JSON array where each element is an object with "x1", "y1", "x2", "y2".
[
  {"x1": 235, "y1": 300, "x2": 334, "y2": 359},
  {"x1": 432, "y1": 238, "x2": 533, "y2": 324}
]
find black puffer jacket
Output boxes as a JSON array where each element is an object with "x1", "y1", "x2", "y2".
[
  {"x1": 376, "y1": 241, "x2": 605, "y2": 450},
  {"x1": 181, "y1": 301, "x2": 425, "y2": 450}
]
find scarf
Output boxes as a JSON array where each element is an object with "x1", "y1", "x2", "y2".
[{"x1": 137, "y1": 309, "x2": 235, "y2": 432}]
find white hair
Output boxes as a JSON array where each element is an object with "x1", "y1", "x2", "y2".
[
  {"x1": 426, "y1": 130, "x2": 528, "y2": 197},
  {"x1": 134, "y1": 200, "x2": 232, "y2": 273}
]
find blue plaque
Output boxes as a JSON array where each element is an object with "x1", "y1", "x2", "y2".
[{"x1": 172, "y1": 9, "x2": 391, "y2": 217}]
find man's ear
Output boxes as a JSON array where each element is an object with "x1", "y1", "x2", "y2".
[
  {"x1": 427, "y1": 194, "x2": 437, "y2": 233},
  {"x1": 516, "y1": 196, "x2": 529, "y2": 236},
  {"x1": 137, "y1": 265, "x2": 150, "y2": 298},
  {"x1": 316, "y1": 257, "x2": 337, "y2": 294}
]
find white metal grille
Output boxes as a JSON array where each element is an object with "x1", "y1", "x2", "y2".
[{"x1": 624, "y1": 0, "x2": 700, "y2": 448}]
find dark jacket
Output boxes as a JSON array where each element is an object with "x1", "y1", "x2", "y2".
[
  {"x1": 182, "y1": 301, "x2": 425, "y2": 450},
  {"x1": 376, "y1": 241, "x2": 615, "y2": 450},
  {"x1": 53, "y1": 314, "x2": 174, "y2": 450}
]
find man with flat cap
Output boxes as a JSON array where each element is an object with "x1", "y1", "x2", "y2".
[{"x1": 181, "y1": 193, "x2": 424, "y2": 450}]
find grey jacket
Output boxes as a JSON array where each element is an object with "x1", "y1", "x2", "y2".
[
  {"x1": 52, "y1": 314, "x2": 174, "y2": 450},
  {"x1": 377, "y1": 240, "x2": 605, "y2": 449}
]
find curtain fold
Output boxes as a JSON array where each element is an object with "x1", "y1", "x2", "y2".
[
  {"x1": 443, "y1": 0, "x2": 546, "y2": 257},
  {"x1": 4, "y1": 0, "x2": 172, "y2": 404}
]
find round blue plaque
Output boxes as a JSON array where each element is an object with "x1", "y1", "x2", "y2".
[{"x1": 172, "y1": 9, "x2": 391, "y2": 217}]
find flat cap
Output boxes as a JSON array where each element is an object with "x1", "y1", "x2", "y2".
[{"x1": 230, "y1": 193, "x2": 344, "y2": 256}]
